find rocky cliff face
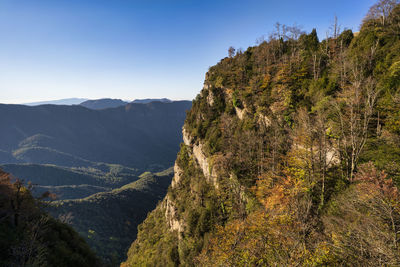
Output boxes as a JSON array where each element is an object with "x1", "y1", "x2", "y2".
[{"x1": 122, "y1": 72, "x2": 252, "y2": 266}]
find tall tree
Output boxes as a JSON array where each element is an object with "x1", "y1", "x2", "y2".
[{"x1": 334, "y1": 67, "x2": 379, "y2": 181}]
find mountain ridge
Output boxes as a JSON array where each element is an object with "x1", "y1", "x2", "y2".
[
  {"x1": 80, "y1": 98, "x2": 129, "y2": 110},
  {"x1": 23, "y1": 98, "x2": 89, "y2": 106},
  {"x1": 0, "y1": 101, "x2": 192, "y2": 171}
]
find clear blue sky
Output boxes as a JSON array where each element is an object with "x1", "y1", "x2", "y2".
[{"x1": 0, "y1": 0, "x2": 375, "y2": 103}]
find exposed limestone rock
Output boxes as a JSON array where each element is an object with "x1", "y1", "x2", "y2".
[
  {"x1": 192, "y1": 143, "x2": 218, "y2": 188},
  {"x1": 293, "y1": 143, "x2": 340, "y2": 166},
  {"x1": 171, "y1": 162, "x2": 183, "y2": 188},
  {"x1": 258, "y1": 114, "x2": 272, "y2": 127},
  {"x1": 235, "y1": 106, "x2": 247, "y2": 120},
  {"x1": 326, "y1": 147, "x2": 340, "y2": 165},
  {"x1": 182, "y1": 126, "x2": 219, "y2": 188},
  {"x1": 164, "y1": 196, "x2": 184, "y2": 235},
  {"x1": 207, "y1": 90, "x2": 215, "y2": 106},
  {"x1": 182, "y1": 127, "x2": 193, "y2": 146}
]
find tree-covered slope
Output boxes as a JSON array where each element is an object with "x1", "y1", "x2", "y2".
[
  {"x1": 2, "y1": 163, "x2": 139, "y2": 189},
  {"x1": 124, "y1": 1, "x2": 400, "y2": 266},
  {"x1": 0, "y1": 169, "x2": 100, "y2": 267},
  {"x1": 50, "y1": 168, "x2": 174, "y2": 265},
  {"x1": 1, "y1": 163, "x2": 141, "y2": 199}
]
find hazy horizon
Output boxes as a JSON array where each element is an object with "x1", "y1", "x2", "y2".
[{"x1": 15, "y1": 97, "x2": 189, "y2": 105}]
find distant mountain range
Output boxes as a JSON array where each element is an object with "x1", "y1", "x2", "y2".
[
  {"x1": 0, "y1": 101, "x2": 191, "y2": 171},
  {"x1": 80, "y1": 98, "x2": 173, "y2": 110},
  {"x1": 23, "y1": 98, "x2": 89, "y2": 106},
  {"x1": 22, "y1": 97, "x2": 175, "y2": 109}
]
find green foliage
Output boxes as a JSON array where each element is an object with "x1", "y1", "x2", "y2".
[
  {"x1": 122, "y1": 205, "x2": 179, "y2": 267},
  {"x1": 338, "y1": 29, "x2": 354, "y2": 47},
  {"x1": 0, "y1": 170, "x2": 100, "y2": 267},
  {"x1": 300, "y1": 28, "x2": 319, "y2": 52}
]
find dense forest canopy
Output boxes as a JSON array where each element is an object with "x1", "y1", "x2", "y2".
[{"x1": 124, "y1": 0, "x2": 400, "y2": 266}]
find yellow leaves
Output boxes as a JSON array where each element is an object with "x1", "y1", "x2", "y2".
[
  {"x1": 305, "y1": 241, "x2": 333, "y2": 266},
  {"x1": 214, "y1": 76, "x2": 224, "y2": 88},
  {"x1": 286, "y1": 146, "x2": 311, "y2": 175},
  {"x1": 273, "y1": 64, "x2": 291, "y2": 84},
  {"x1": 287, "y1": 166, "x2": 307, "y2": 180},
  {"x1": 389, "y1": 61, "x2": 400, "y2": 78},
  {"x1": 260, "y1": 74, "x2": 271, "y2": 90},
  {"x1": 198, "y1": 170, "x2": 312, "y2": 265}
]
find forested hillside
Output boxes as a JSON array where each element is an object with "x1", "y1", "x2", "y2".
[
  {"x1": 124, "y1": 1, "x2": 400, "y2": 266},
  {"x1": 0, "y1": 100, "x2": 191, "y2": 171},
  {"x1": 50, "y1": 169, "x2": 174, "y2": 265},
  {"x1": 1, "y1": 163, "x2": 140, "y2": 199},
  {"x1": 0, "y1": 100, "x2": 191, "y2": 265},
  {"x1": 0, "y1": 169, "x2": 100, "y2": 266}
]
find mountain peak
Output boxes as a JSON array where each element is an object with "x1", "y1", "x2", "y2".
[{"x1": 80, "y1": 98, "x2": 129, "y2": 110}]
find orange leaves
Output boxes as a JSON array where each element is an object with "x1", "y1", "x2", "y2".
[
  {"x1": 258, "y1": 175, "x2": 304, "y2": 214},
  {"x1": 355, "y1": 162, "x2": 400, "y2": 205},
  {"x1": 321, "y1": 162, "x2": 400, "y2": 265},
  {"x1": 197, "y1": 172, "x2": 312, "y2": 265}
]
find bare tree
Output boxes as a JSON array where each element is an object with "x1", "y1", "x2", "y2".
[
  {"x1": 331, "y1": 15, "x2": 341, "y2": 39},
  {"x1": 364, "y1": 0, "x2": 399, "y2": 25},
  {"x1": 228, "y1": 46, "x2": 236, "y2": 58},
  {"x1": 334, "y1": 65, "x2": 379, "y2": 181},
  {"x1": 292, "y1": 101, "x2": 337, "y2": 208}
]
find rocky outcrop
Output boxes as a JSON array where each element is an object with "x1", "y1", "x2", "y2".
[
  {"x1": 207, "y1": 90, "x2": 215, "y2": 106},
  {"x1": 182, "y1": 127, "x2": 193, "y2": 146},
  {"x1": 326, "y1": 147, "x2": 340, "y2": 165},
  {"x1": 171, "y1": 163, "x2": 183, "y2": 188},
  {"x1": 164, "y1": 196, "x2": 184, "y2": 235},
  {"x1": 192, "y1": 143, "x2": 218, "y2": 188},
  {"x1": 164, "y1": 127, "x2": 220, "y2": 237},
  {"x1": 182, "y1": 127, "x2": 219, "y2": 188},
  {"x1": 258, "y1": 113, "x2": 271, "y2": 127},
  {"x1": 293, "y1": 143, "x2": 340, "y2": 166},
  {"x1": 235, "y1": 106, "x2": 247, "y2": 120}
]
